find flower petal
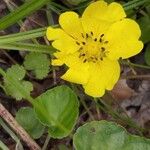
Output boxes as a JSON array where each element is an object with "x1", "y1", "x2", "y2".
[
  {"x1": 81, "y1": 17, "x2": 111, "y2": 38},
  {"x1": 46, "y1": 27, "x2": 79, "y2": 54},
  {"x1": 59, "y1": 11, "x2": 84, "y2": 40},
  {"x1": 106, "y1": 19, "x2": 143, "y2": 60},
  {"x1": 61, "y1": 63, "x2": 89, "y2": 84},
  {"x1": 83, "y1": 59, "x2": 120, "y2": 97},
  {"x1": 82, "y1": 1, "x2": 126, "y2": 23}
]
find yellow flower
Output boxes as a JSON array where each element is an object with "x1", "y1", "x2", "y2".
[{"x1": 46, "y1": 1, "x2": 143, "y2": 97}]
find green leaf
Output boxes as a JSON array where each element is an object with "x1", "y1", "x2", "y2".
[
  {"x1": 4, "y1": 65, "x2": 33, "y2": 100},
  {"x1": 0, "y1": 0, "x2": 50, "y2": 30},
  {"x1": 34, "y1": 85, "x2": 79, "y2": 138},
  {"x1": 138, "y1": 16, "x2": 150, "y2": 43},
  {"x1": 24, "y1": 53, "x2": 50, "y2": 79},
  {"x1": 145, "y1": 44, "x2": 150, "y2": 66},
  {"x1": 16, "y1": 107, "x2": 45, "y2": 139},
  {"x1": 73, "y1": 121, "x2": 150, "y2": 150}
]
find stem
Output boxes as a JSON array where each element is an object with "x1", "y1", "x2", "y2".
[
  {"x1": 42, "y1": 135, "x2": 51, "y2": 150},
  {"x1": 0, "y1": 118, "x2": 24, "y2": 149},
  {"x1": 0, "y1": 140, "x2": 9, "y2": 150},
  {"x1": 122, "y1": 74, "x2": 150, "y2": 80},
  {"x1": 0, "y1": 42, "x2": 55, "y2": 54},
  {"x1": 0, "y1": 27, "x2": 46, "y2": 44},
  {"x1": 121, "y1": 60, "x2": 150, "y2": 69},
  {"x1": 124, "y1": 0, "x2": 150, "y2": 11},
  {"x1": 80, "y1": 97, "x2": 95, "y2": 121},
  {"x1": 95, "y1": 98, "x2": 145, "y2": 135},
  {"x1": 0, "y1": 103, "x2": 41, "y2": 150},
  {"x1": 71, "y1": 84, "x2": 95, "y2": 121}
]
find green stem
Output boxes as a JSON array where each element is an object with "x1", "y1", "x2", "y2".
[
  {"x1": 0, "y1": 140, "x2": 9, "y2": 150},
  {"x1": 121, "y1": 60, "x2": 150, "y2": 69},
  {"x1": 95, "y1": 98, "x2": 145, "y2": 135},
  {"x1": 80, "y1": 97, "x2": 95, "y2": 121},
  {"x1": 0, "y1": 118, "x2": 23, "y2": 149},
  {"x1": 0, "y1": 27, "x2": 46, "y2": 44},
  {"x1": 0, "y1": 42, "x2": 55, "y2": 54},
  {"x1": 42, "y1": 135, "x2": 51, "y2": 150},
  {"x1": 71, "y1": 84, "x2": 95, "y2": 121},
  {"x1": 124, "y1": 0, "x2": 150, "y2": 11}
]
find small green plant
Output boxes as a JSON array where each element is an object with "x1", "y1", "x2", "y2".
[{"x1": 0, "y1": 0, "x2": 150, "y2": 149}]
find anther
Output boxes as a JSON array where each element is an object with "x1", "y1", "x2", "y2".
[
  {"x1": 101, "y1": 47, "x2": 105, "y2": 51},
  {"x1": 79, "y1": 53, "x2": 85, "y2": 58},
  {"x1": 81, "y1": 33, "x2": 84, "y2": 38},
  {"x1": 78, "y1": 47, "x2": 83, "y2": 52},
  {"x1": 82, "y1": 42, "x2": 86, "y2": 45},
  {"x1": 83, "y1": 59, "x2": 87, "y2": 63},
  {"x1": 76, "y1": 41, "x2": 80, "y2": 45},
  {"x1": 99, "y1": 38, "x2": 102, "y2": 43},
  {"x1": 90, "y1": 31, "x2": 93, "y2": 36},
  {"x1": 104, "y1": 41, "x2": 109, "y2": 44},
  {"x1": 94, "y1": 38, "x2": 97, "y2": 41},
  {"x1": 100, "y1": 58, "x2": 103, "y2": 61},
  {"x1": 95, "y1": 57, "x2": 98, "y2": 61},
  {"x1": 100, "y1": 34, "x2": 104, "y2": 37},
  {"x1": 86, "y1": 33, "x2": 89, "y2": 38}
]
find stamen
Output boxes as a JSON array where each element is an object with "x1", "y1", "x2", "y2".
[
  {"x1": 78, "y1": 47, "x2": 83, "y2": 52},
  {"x1": 81, "y1": 33, "x2": 84, "y2": 38},
  {"x1": 94, "y1": 38, "x2": 97, "y2": 41},
  {"x1": 86, "y1": 33, "x2": 89, "y2": 38},
  {"x1": 99, "y1": 38, "x2": 103, "y2": 43},
  {"x1": 91, "y1": 31, "x2": 93, "y2": 36},
  {"x1": 101, "y1": 47, "x2": 105, "y2": 51},
  {"x1": 100, "y1": 58, "x2": 103, "y2": 61},
  {"x1": 79, "y1": 53, "x2": 85, "y2": 58},
  {"x1": 83, "y1": 59, "x2": 87, "y2": 63},
  {"x1": 104, "y1": 41, "x2": 109, "y2": 44},
  {"x1": 82, "y1": 42, "x2": 86, "y2": 45},
  {"x1": 76, "y1": 41, "x2": 80, "y2": 45},
  {"x1": 100, "y1": 34, "x2": 104, "y2": 38}
]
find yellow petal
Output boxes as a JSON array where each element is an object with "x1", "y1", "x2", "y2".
[
  {"x1": 46, "y1": 27, "x2": 79, "y2": 54},
  {"x1": 81, "y1": 17, "x2": 111, "y2": 38},
  {"x1": 83, "y1": 59, "x2": 120, "y2": 97},
  {"x1": 106, "y1": 19, "x2": 143, "y2": 60},
  {"x1": 61, "y1": 63, "x2": 89, "y2": 84},
  {"x1": 82, "y1": 1, "x2": 126, "y2": 23},
  {"x1": 59, "y1": 11, "x2": 84, "y2": 40},
  {"x1": 51, "y1": 59, "x2": 64, "y2": 66}
]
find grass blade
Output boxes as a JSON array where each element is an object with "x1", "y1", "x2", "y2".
[
  {"x1": 0, "y1": 0, "x2": 50, "y2": 30},
  {"x1": 0, "y1": 42, "x2": 55, "y2": 54}
]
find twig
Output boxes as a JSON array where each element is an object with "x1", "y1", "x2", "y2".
[
  {"x1": 122, "y1": 74, "x2": 150, "y2": 80},
  {"x1": 0, "y1": 102, "x2": 41, "y2": 150}
]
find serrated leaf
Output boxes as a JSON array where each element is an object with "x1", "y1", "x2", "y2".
[
  {"x1": 24, "y1": 53, "x2": 50, "y2": 79},
  {"x1": 138, "y1": 16, "x2": 150, "y2": 43},
  {"x1": 34, "y1": 85, "x2": 79, "y2": 138},
  {"x1": 4, "y1": 65, "x2": 33, "y2": 100},
  {"x1": 16, "y1": 107, "x2": 45, "y2": 139},
  {"x1": 73, "y1": 121, "x2": 150, "y2": 150}
]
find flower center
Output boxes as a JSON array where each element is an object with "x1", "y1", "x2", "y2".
[{"x1": 76, "y1": 32, "x2": 109, "y2": 63}]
